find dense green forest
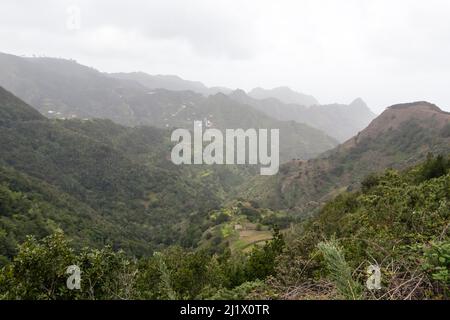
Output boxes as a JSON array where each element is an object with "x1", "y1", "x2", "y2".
[
  {"x1": 0, "y1": 155, "x2": 448, "y2": 299},
  {"x1": 0, "y1": 86, "x2": 259, "y2": 259}
]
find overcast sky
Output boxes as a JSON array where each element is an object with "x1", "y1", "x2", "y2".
[{"x1": 1, "y1": 0, "x2": 450, "y2": 113}]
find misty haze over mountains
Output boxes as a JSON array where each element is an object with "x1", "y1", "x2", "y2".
[
  {"x1": 0, "y1": 52, "x2": 375, "y2": 144},
  {"x1": 248, "y1": 87, "x2": 319, "y2": 107}
]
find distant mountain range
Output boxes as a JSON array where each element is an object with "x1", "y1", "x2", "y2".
[
  {"x1": 108, "y1": 73, "x2": 376, "y2": 142},
  {"x1": 229, "y1": 90, "x2": 375, "y2": 142},
  {"x1": 110, "y1": 72, "x2": 232, "y2": 96},
  {"x1": 0, "y1": 52, "x2": 375, "y2": 144},
  {"x1": 0, "y1": 52, "x2": 338, "y2": 162},
  {"x1": 248, "y1": 86, "x2": 319, "y2": 107}
]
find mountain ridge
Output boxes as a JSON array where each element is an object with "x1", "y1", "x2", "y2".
[
  {"x1": 242, "y1": 101, "x2": 450, "y2": 213},
  {"x1": 342, "y1": 101, "x2": 450, "y2": 150},
  {"x1": 248, "y1": 86, "x2": 319, "y2": 107},
  {"x1": 229, "y1": 89, "x2": 376, "y2": 142}
]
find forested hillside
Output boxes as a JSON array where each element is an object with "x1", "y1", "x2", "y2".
[
  {"x1": 0, "y1": 87, "x2": 256, "y2": 260},
  {"x1": 1, "y1": 155, "x2": 448, "y2": 300}
]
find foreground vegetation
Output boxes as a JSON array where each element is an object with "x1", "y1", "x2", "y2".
[
  {"x1": 0, "y1": 155, "x2": 448, "y2": 299},
  {"x1": 271, "y1": 154, "x2": 449, "y2": 299},
  {"x1": 0, "y1": 228, "x2": 284, "y2": 300}
]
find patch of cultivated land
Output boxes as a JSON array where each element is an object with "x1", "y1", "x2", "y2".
[{"x1": 232, "y1": 227, "x2": 273, "y2": 252}]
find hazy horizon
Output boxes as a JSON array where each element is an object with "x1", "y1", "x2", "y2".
[{"x1": 2, "y1": 0, "x2": 450, "y2": 113}]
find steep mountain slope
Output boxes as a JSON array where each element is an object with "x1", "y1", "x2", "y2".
[
  {"x1": 0, "y1": 87, "x2": 255, "y2": 257},
  {"x1": 230, "y1": 90, "x2": 376, "y2": 142},
  {"x1": 0, "y1": 85, "x2": 45, "y2": 123},
  {"x1": 243, "y1": 101, "x2": 450, "y2": 214},
  {"x1": 249, "y1": 87, "x2": 319, "y2": 107},
  {"x1": 0, "y1": 53, "x2": 337, "y2": 161}
]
